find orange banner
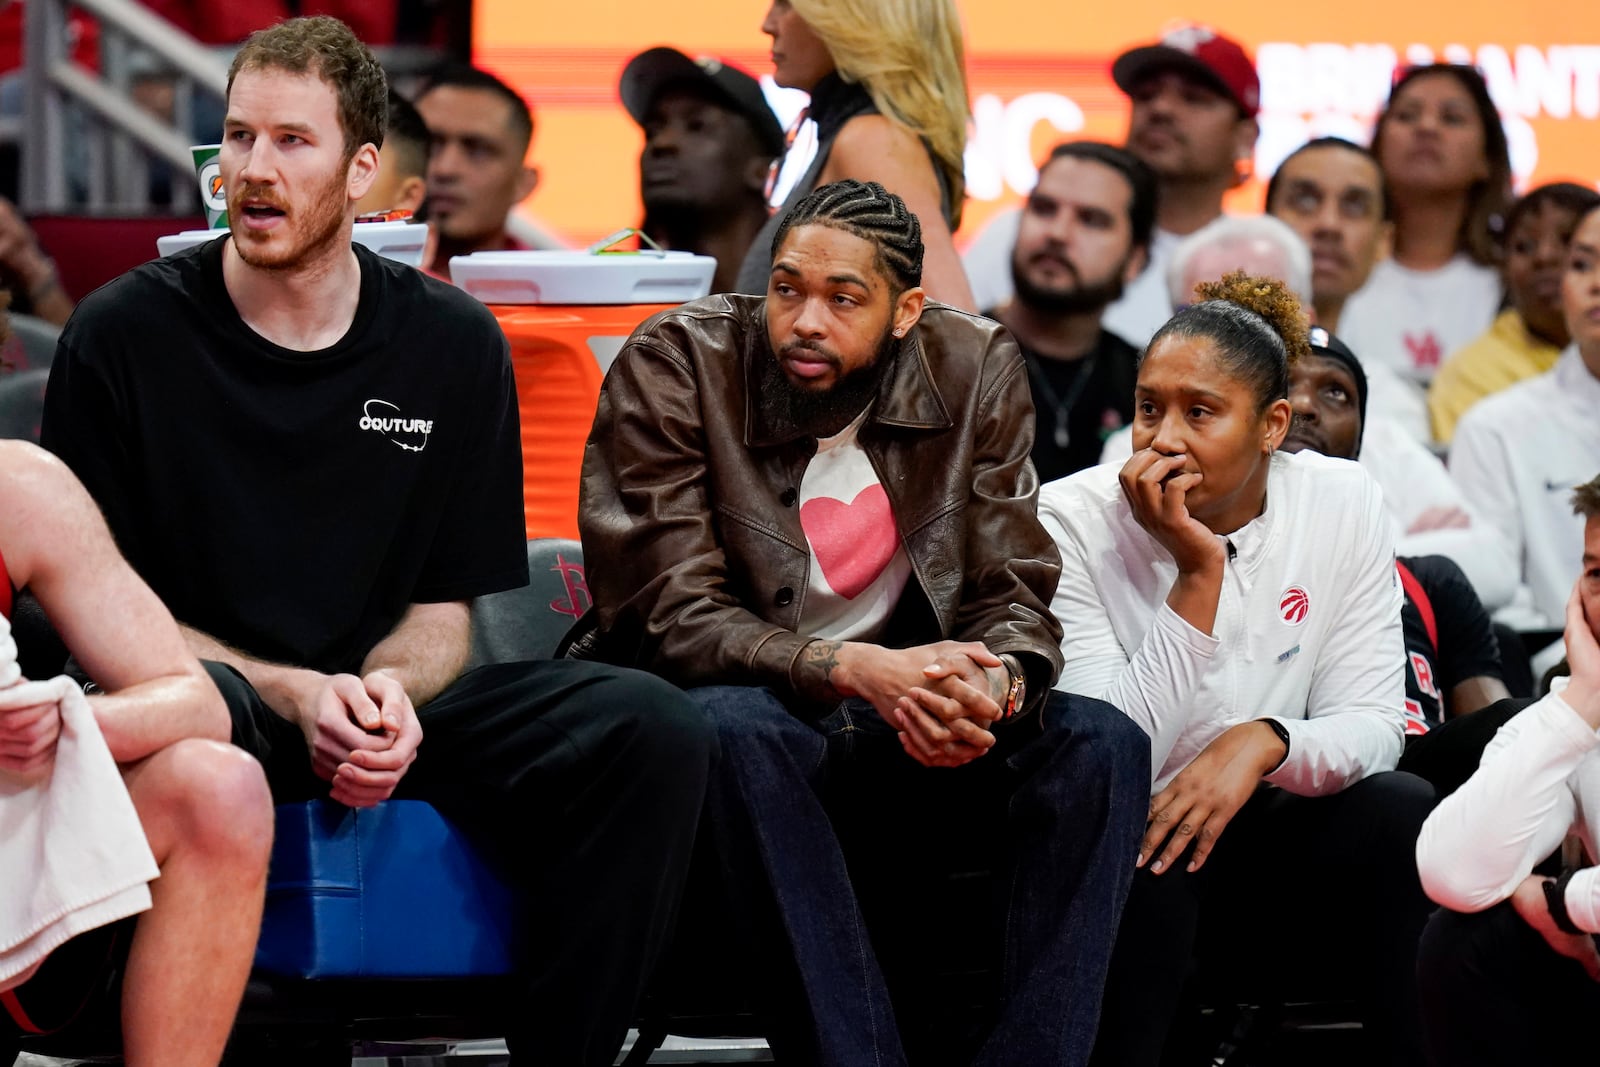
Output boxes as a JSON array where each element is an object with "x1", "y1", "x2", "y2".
[{"x1": 476, "y1": 0, "x2": 1600, "y2": 248}]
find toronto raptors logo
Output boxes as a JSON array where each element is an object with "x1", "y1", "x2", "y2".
[{"x1": 1279, "y1": 586, "x2": 1310, "y2": 626}]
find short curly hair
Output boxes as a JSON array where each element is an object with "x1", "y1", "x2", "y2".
[
  {"x1": 1573, "y1": 474, "x2": 1600, "y2": 521},
  {"x1": 227, "y1": 16, "x2": 387, "y2": 160},
  {"x1": 1145, "y1": 270, "x2": 1310, "y2": 412}
]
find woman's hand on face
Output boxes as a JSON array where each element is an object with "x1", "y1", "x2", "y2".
[{"x1": 1120, "y1": 448, "x2": 1227, "y2": 575}]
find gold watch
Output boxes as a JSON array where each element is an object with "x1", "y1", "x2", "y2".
[{"x1": 999, "y1": 653, "x2": 1026, "y2": 719}]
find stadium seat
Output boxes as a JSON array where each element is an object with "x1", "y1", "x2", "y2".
[
  {"x1": 13, "y1": 539, "x2": 590, "y2": 1063},
  {"x1": 0, "y1": 366, "x2": 49, "y2": 442}
]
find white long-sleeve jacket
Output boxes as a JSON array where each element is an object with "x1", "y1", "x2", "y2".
[
  {"x1": 1450, "y1": 348, "x2": 1600, "y2": 629},
  {"x1": 1416, "y1": 684, "x2": 1600, "y2": 931},
  {"x1": 1039, "y1": 449, "x2": 1406, "y2": 795}
]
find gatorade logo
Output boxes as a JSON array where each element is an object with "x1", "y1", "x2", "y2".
[
  {"x1": 200, "y1": 159, "x2": 227, "y2": 215},
  {"x1": 359, "y1": 399, "x2": 433, "y2": 453}
]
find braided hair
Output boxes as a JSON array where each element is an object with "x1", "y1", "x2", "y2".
[{"x1": 771, "y1": 179, "x2": 924, "y2": 293}]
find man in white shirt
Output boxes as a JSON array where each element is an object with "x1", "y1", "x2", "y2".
[
  {"x1": 1451, "y1": 340, "x2": 1600, "y2": 631},
  {"x1": 1415, "y1": 473, "x2": 1600, "y2": 1067},
  {"x1": 963, "y1": 24, "x2": 1259, "y2": 348}
]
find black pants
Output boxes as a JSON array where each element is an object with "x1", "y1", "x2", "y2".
[
  {"x1": 1398, "y1": 700, "x2": 1526, "y2": 797},
  {"x1": 1418, "y1": 902, "x2": 1600, "y2": 1066},
  {"x1": 1089, "y1": 771, "x2": 1437, "y2": 1067},
  {"x1": 208, "y1": 658, "x2": 717, "y2": 1067}
]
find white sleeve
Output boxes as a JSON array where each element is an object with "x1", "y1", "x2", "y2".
[
  {"x1": 1362, "y1": 420, "x2": 1517, "y2": 609},
  {"x1": 1450, "y1": 409, "x2": 1538, "y2": 619},
  {"x1": 1382, "y1": 432, "x2": 1518, "y2": 609},
  {"x1": 1416, "y1": 694, "x2": 1594, "y2": 912},
  {"x1": 1566, "y1": 868, "x2": 1600, "y2": 934},
  {"x1": 1099, "y1": 424, "x2": 1135, "y2": 465},
  {"x1": 1263, "y1": 473, "x2": 1405, "y2": 794},
  {"x1": 1041, "y1": 502, "x2": 1216, "y2": 781}
]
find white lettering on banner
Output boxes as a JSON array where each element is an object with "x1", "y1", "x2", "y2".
[
  {"x1": 965, "y1": 92, "x2": 1084, "y2": 201},
  {"x1": 1253, "y1": 41, "x2": 1600, "y2": 190}
]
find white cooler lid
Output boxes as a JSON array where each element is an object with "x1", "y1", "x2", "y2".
[
  {"x1": 154, "y1": 220, "x2": 430, "y2": 269},
  {"x1": 448, "y1": 249, "x2": 715, "y2": 305}
]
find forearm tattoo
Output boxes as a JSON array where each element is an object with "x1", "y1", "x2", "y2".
[{"x1": 802, "y1": 639, "x2": 843, "y2": 681}]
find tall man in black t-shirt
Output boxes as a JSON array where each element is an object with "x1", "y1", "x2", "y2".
[
  {"x1": 988, "y1": 142, "x2": 1156, "y2": 480},
  {"x1": 1280, "y1": 327, "x2": 1513, "y2": 793},
  {"x1": 40, "y1": 17, "x2": 715, "y2": 1066}
]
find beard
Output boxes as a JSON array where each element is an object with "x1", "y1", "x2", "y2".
[
  {"x1": 761, "y1": 324, "x2": 897, "y2": 439},
  {"x1": 1011, "y1": 250, "x2": 1129, "y2": 314},
  {"x1": 229, "y1": 166, "x2": 350, "y2": 272}
]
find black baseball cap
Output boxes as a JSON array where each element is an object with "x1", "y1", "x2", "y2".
[
  {"x1": 1308, "y1": 325, "x2": 1369, "y2": 443},
  {"x1": 620, "y1": 47, "x2": 786, "y2": 158}
]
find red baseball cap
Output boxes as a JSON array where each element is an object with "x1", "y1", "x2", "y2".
[{"x1": 1112, "y1": 25, "x2": 1260, "y2": 118}]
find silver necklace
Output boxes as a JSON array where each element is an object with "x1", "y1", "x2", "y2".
[{"x1": 1023, "y1": 349, "x2": 1101, "y2": 450}]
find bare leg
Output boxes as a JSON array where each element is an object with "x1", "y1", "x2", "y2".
[{"x1": 118, "y1": 739, "x2": 273, "y2": 1067}]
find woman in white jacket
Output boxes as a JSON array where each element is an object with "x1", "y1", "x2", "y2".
[{"x1": 1039, "y1": 273, "x2": 1435, "y2": 1066}]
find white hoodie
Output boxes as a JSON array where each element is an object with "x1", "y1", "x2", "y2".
[{"x1": 1039, "y1": 449, "x2": 1405, "y2": 794}]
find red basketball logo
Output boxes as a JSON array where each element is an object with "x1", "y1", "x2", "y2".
[{"x1": 1279, "y1": 586, "x2": 1309, "y2": 625}]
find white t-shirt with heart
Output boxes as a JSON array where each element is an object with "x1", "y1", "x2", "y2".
[{"x1": 797, "y1": 412, "x2": 912, "y2": 642}]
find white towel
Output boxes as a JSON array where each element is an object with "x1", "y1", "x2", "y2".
[{"x1": 0, "y1": 612, "x2": 159, "y2": 992}]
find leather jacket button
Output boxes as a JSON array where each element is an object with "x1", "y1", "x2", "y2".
[
  {"x1": 774, "y1": 586, "x2": 794, "y2": 606},
  {"x1": 779, "y1": 487, "x2": 798, "y2": 507}
]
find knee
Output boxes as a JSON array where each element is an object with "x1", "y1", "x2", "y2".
[
  {"x1": 1417, "y1": 904, "x2": 1510, "y2": 992},
  {"x1": 152, "y1": 738, "x2": 273, "y2": 873},
  {"x1": 611, "y1": 671, "x2": 720, "y2": 769},
  {"x1": 1354, "y1": 770, "x2": 1439, "y2": 844},
  {"x1": 690, "y1": 686, "x2": 796, "y2": 748},
  {"x1": 1042, "y1": 692, "x2": 1152, "y2": 787}
]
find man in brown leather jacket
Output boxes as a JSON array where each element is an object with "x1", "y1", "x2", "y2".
[{"x1": 576, "y1": 180, "x2": 1149, "y2": 1067}]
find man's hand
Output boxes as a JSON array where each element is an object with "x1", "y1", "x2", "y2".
[
  {"x1": 1139, "y1": 720, "x2": 1287, "y2": 875},
  {"x1": 1511, "y1": 874, "x2": 1600, "y2": 981},
  {"x1": 1563, "y1": 583, "x2": 1600, "y2": 731},
  {"x1": 1406, "y1": 505, "x2": 1472, "y2": 534},
  {"x1": 0, "y1": 685, "x2": 63, "y2": 781},
  {"x1": 827, "y1": 640, "x2": 1004, "y2": 766},
  {"x1": 295, "y1": 671, "x2": 423, "y2": 808},
  {"x1": 1119, "y1": 449, "x2": 1226, "y2": 575},
  {"x1": 894, "y1": 646, "x2": 1009, "y2": 768},
  {"x1": 0, "y1": 198, "x2": 55, "y2": 293}
]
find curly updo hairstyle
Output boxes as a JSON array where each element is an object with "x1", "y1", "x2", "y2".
[{"x1": 1144, "y1": 270, "x2": 1311, "y2": 413}]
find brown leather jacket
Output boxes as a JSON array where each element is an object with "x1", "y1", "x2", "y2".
[{"x1": 570, "y1": 293, "x2": 1064, "y2": 713}]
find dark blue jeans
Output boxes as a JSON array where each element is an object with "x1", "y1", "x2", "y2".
[{"x1": 690, "y1": 686, "x2": 1150, "y2": 1067}]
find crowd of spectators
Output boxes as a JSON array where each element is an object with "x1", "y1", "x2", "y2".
[{"x1": 5, "y1": 6, "x2": 1600, "y2": 1067}]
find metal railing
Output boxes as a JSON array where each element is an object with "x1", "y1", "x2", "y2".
[{"x1": 20, "y1": 0, "x2": 229, "y2": 213}]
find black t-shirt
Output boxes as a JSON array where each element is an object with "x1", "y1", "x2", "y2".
[
  {"x1": 1399, "y1": 553, "x2": 1505, "y2": 733},
  {"x1": 993, "y1": 323, "x2": 1138, "y2": 482},
  {"x1": 42, "y1": 237, "x2": 528, "y2": 675}
]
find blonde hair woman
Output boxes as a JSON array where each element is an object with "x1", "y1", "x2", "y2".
[{"x1": 734, "y1": 0, "x2": 977, "y2": 309}]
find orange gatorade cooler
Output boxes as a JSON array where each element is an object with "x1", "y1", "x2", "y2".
[{"x1": 449, "y1": 249, "x2": 715, "y2": 540}]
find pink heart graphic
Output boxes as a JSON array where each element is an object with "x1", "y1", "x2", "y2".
[{"x1": 799, "y1": 484, "x2": 898, "y2": 600}]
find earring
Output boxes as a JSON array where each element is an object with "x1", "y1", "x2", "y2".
[{"x1": 893, "y1": 328, "x2": 904, "y2": 337}]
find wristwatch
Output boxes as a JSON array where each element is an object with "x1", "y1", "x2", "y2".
[
  {"x1": 1543, "y1": 869, "x2": 1584, "y2": 936},
  {"x1": 998, "y1": 653, "x2": 1026, "y2": 720}
]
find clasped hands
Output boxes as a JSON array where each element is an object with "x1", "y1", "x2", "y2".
[
  {"x1": 291, "y1": 669, "x2": 423, "y2": 808},
  {"x1": 832, "y1": 640, "x2": 1010, "y2": 769}
]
